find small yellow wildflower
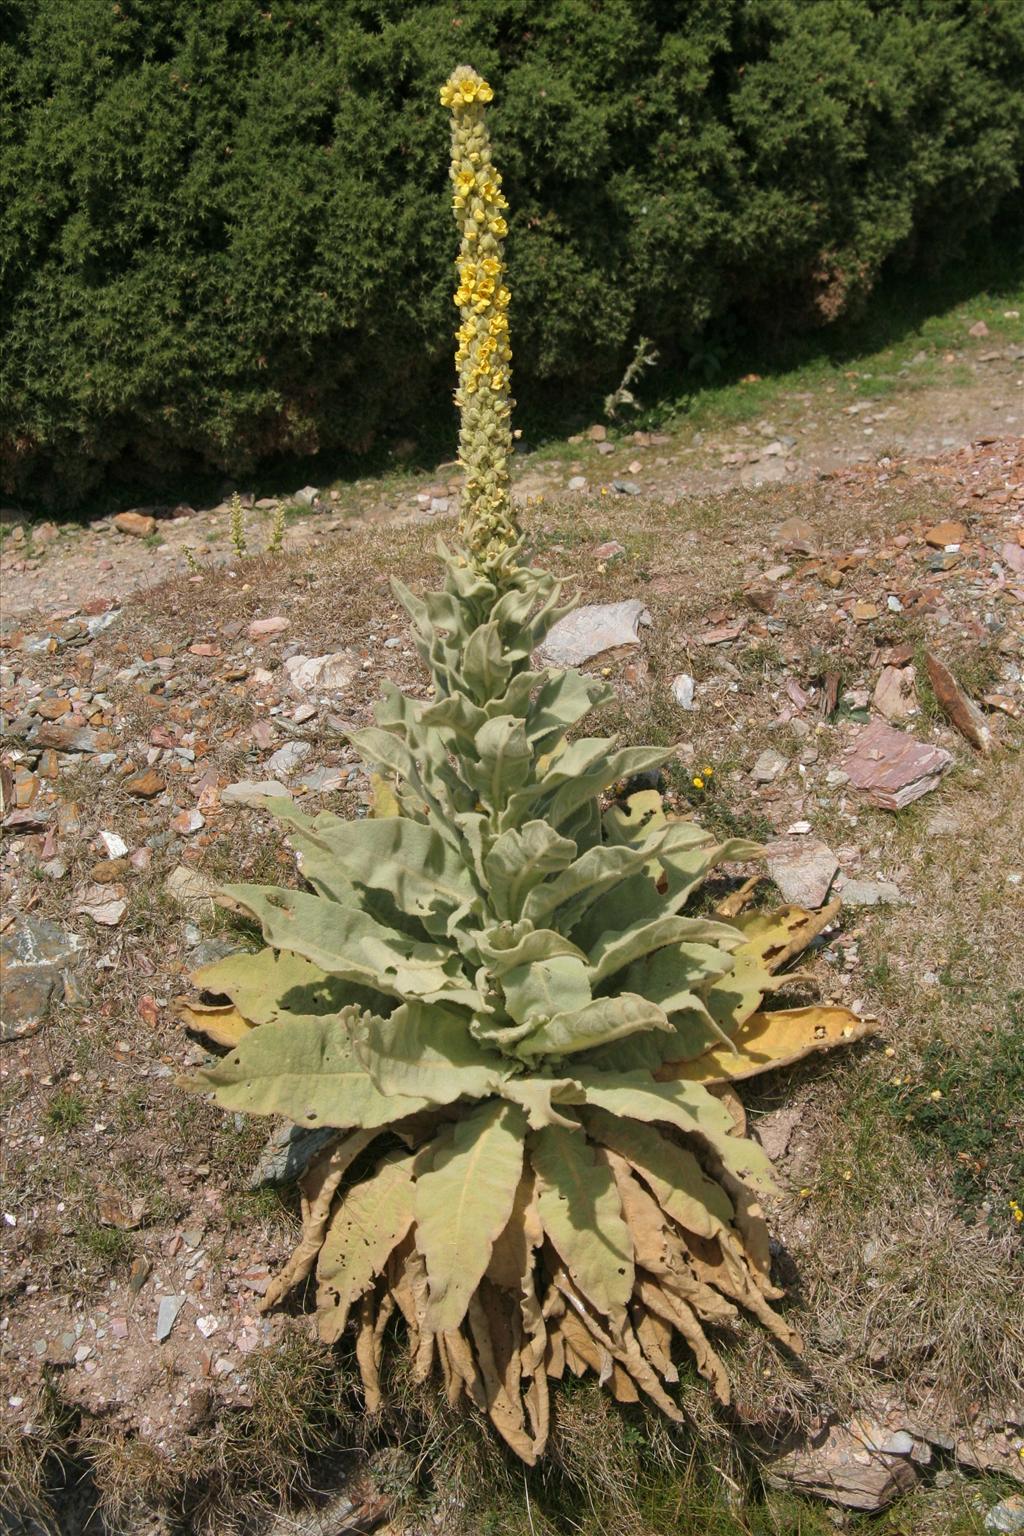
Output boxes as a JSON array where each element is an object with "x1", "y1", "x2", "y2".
[
  {"x1": 692, "y1": 777, "x2": 704, "y2": 790},
  {"x1": 1009, "y1": 1200, "x2": 1023, "y2": 1225},
  {"x1": 929, "y1": 1089, "x2": 943, "y2": 1101}
]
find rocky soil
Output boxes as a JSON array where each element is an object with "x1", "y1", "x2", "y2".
[{"x1": 1, "y1": 332, "x2": 1023, "y2": 1533}]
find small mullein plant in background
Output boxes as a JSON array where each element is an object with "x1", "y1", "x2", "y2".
[
  {"x1": 184, "y1": 492, "x2": 286, "y2": 572},
  {"x1": 179, "y1": 67, "x2": 868, "y2": 1463}
]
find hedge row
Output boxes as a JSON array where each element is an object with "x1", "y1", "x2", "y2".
[{"x1": 2, "y1": 0, "x2": 1022, "y2": 505}]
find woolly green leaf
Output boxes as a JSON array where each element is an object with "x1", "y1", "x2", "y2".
[
  {"x1": 626, "y1": 942, "x2": 736, "y2": 1014},
  {"x1": 523, "y1": 841, "x2": 654, "y2": 929},
  {"x1": 515, "y1": 993, "x2": 672, "y2": 1062},
  {"x1": 575, "y1": 1070, "x2": 777, "y2": 1193},
  {"x1": 462, "y1": 619, "x2": 514, "y2": 699},
  {"x1": 317, "y1": 1150, "x2": 416, "y2": 1341},
  {"x1": 356, "y1": 1000, "x2": 505, "y2": 1105},
  {"x1": 583, "y1": 1109, "x2": 734, "y2": 1237},
  {"x1": 500, "y1": 1076, "x2": 585, "y2": 1130},
  {"x1": 501, "y1": 954, "x2": 592, "y2": 1027},
  {"x1": 588, "y1": 914, "x2": 742, "y2": 987},
  {"x1": 348, "y1": 725, "x2": 417, "y2": 784},
  {"x1": 526, "y1": 669, "x2": 612, "y2": 752},
  {"x1": 221, "y1": 884, "x2": 478, "y2": 1007},
  {"x1": 478, "y1": 923, "x2": 588, "y2": 976},
  {"x1": 531, "y1": 1122, "x2": 634, "y2": 1319},
  {"x1": 544, "y1": 745, "x2": 671, "y2": 829},
  {"x1": 415, "y1": 1099, "x2": 526, "y2": 1331},
  {"x1": 483, "y1": 821, "x2": 577, "y2": 921},
  {"x1": 182, "y1": 1011, "x2": 428, "y2": 1129},
  {"x1": 287, "y1": 815, "x2": 479, "y2": 933},
  {"x1": 574, "y1": 834, "x2": 761, "y2": 945},
  {"x1": 470, "y1": 714, "x2": 532, "y2": 809}
]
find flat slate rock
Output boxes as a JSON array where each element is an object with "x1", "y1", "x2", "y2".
[
  {"x1": 768, "y1": 1420, "x2": 920, "y2": 1511},
  {"x1": 538, "y1": 600, "x2": 651, "y2": 668},
  {"x1": 248, "y1": 1124, "x2": 338, "y2": 1190},
  {"x1": 842, "y1": 720, "x2": 953, "y2": 809},
  {"x1": 764, "y1": 835, "x2": 839, "y2": 909}
]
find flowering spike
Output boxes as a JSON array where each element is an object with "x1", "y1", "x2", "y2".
[{"x1": 441, "y1": 66, "x2": 518, "y2": 574}]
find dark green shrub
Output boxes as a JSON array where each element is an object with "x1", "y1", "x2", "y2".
[{"x1": 2, "y1": 0, "x2": 1022, "y2": 505}]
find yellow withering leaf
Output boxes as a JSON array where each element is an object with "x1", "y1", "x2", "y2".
[
  {"x1": 368, "y1": 771, "x2": 401, "y2": 818},
  {"x1": 604, "y1": 788, "x2": 667, "y2": 845},
  {"x1": 172, "y1": 996, "x2": 253, "y2": 1048},
  {"x1": 732, "y1": 898, "x2": 841, "y2": 974},
  {"x1": 665, "y1": 1005, "x2": 873, "y2": 1085}
]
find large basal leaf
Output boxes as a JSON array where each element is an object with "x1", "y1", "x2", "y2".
[
  {"x1": 732, "y1": 900, "x2": 842, "y2": 973},
  {"x1": 221, "y1": 884, "x2": 479, "y2": 1007},
  {"x1": 531, "y1": 1122, "x2": 634, "y2": 1320},
  {"x1": 356, "y1": 1001, "x2": 506, "y2": 1105},
  {"x1": 602, "y1": 788, "x2": 671, "y2": 848},
  {"x1": 514, "y1": 994, "x2": 672, "y2": 1062},
  {"x1": 703, "y1": 949, "x2": 775, "y2": 1038},
  {"x1": 584, "y1": 1109, "x2": 734, "y2": 1238},
  {"x1": 317, "y1": 1151, "x2": 416, "y2": 1341},
  {"x1": 574, "y1": 1069, "x2": 777, "y2": 1194},
  {"x1": 173, "y1": 997, "x2": 252, "y2": 1048},
  {"x1": 191, "y1": 946, "x2": 358, "y2": 1025},
  {"x1": 415, "y1": 1099, "x2": 527, "y2": 1332},
  {"x1": 181, "y1": 1010, "x2": 429, "y2": 1129},
  {"x1": 660, "y1": 1005, "x2": 873, "y2": 1084}
]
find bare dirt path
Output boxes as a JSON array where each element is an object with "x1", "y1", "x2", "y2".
[{"x1": 2, "y1": 326, "x2": 1020, "y2": 624}]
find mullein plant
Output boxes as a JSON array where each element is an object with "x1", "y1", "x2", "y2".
[{"x1": 179, "y1": 67, "x2": 869, "y2": 1462}]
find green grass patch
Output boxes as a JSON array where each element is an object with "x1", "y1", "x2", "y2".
[{"x1": 879, "y1": 999, "x2": 1024, "y2": 1221}]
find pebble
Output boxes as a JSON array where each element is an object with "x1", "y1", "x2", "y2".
[
  {"x1": 266, "y1": 740, "x2": 312, "y2": 776},
  {"x1": 248, "y1": 615, "x2": 289, "y2": 639},
  {"x1": 155, "y1": 1294, "x2": 185, "y2": 1343},
  {"x1": 751, "y1": 747, "x2": 788, "y2": 784},
  {"x1": 671, "y1": 673, "x2": 696, "y2": 710}
]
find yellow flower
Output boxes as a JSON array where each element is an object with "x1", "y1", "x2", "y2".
[{"x1": 692, "y1": 777, "x2": 704, "y2": 790}]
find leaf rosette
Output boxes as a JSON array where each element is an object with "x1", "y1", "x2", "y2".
[{"x1": 180, "y1": 542, "x2": 869, "y2": 1460}]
